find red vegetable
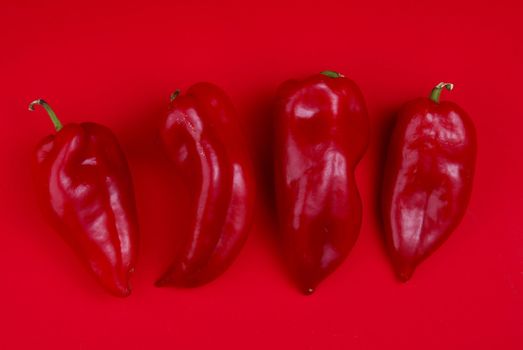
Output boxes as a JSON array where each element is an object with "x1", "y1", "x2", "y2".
[
  {"x1": 381, "y1": 83, "x2": 477, "y2": 281},
  {"x1": 30, "y1": 99, "x2": 139, "y2": 297},
  {"x1": 157, "y1": 82, "x2": 255, "y2": 287},
  {"x1": 274, "y1": 71, "x2": 370, "y2": 294}
]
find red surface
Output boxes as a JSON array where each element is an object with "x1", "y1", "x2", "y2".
[{"x1": 1, "y1": 0, "x2": 522, "y2": 348}]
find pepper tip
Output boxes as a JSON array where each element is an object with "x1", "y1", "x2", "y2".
[
  {"x1": 155, "y1": 275, "x2": 172, "y2": 288},
  {"x1": 395, "y1": 264, "x2": 415, "y2": 282},
  {"x1": 300, "y1": 285, "x2": 316, "y2": 295},
  {"x1": 110, "y1": 285, "x2": 132, "y2": 297}
]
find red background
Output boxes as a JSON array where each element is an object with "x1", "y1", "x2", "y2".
[{"x1": 1, "y1": 0, "x2": 522, "y2": 348}]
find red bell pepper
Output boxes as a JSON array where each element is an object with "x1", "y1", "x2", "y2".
[
  {"x1": 30, "y1": 99, "x2": 139, "y2": 297},
  {"x1": 381, "y1": 83, "x2": 477, "y2": 281},
  {"x1": 274, "y1": 71, "x2": 370, "y2": 294},
  {"x1": 156, "y1": 82, "x2": 255, "y2": 287}
]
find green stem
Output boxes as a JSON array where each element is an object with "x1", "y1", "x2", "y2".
[
  {"x1": 429, "y1": 82, "x2": 454, "y2": 103},
  {"x1": 170, "y1": 89, "x2": 181, "y2": 102},
  {"x1": 320, "y1": 70, "x2": 344, "y2": 78},
  {"x1": 28, "y1": 99, "x2": 63, "y2": 131}
]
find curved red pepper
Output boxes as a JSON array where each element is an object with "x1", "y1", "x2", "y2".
[
  {"x1": 381, "y1": 83, "x2": 477, "y2": 281},
  {"x1": 31, "y1": 100, "x2": 139, "y2": 297},
  {"x1": 274, "y1": 71, "x2": 370, "y2": 294},
  {"x1": 157, "y1": 82, "x2": 255, "y2": 287}
]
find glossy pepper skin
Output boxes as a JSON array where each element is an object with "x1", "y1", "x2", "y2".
[
  {"x1": 274, "y1": 71, "x2": 370, "y2": 294},
  {"x1": 156, "y1": 82, "x2": 255, "y2": 287},
  {"x1": 381, "y1": 83, "x2": 476, "y2": 281},
  {"x1": 31, "y1": 100, "x2": 139, "y2": 297}
]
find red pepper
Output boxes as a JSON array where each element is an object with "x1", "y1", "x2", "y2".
[
  {"x1": 156, "y1": 82, "x2": 255, "y2": 287},
  {"x1": 381, "y1": 83, "x2": 477, "y2": 281},
  {"x1": 30, "y1": 100, "x2": 139, "y2": 297},
  {"x1": 274, "y1": 71, "x2": 370, "y2": 294}
]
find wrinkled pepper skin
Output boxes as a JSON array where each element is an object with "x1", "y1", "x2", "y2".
[
  {"x1": 32, "y1": 100, "x2": 139, "y2": 297},
  {"x1": 157, "y1": 82, "x2": 255, "y2": 287},
  {"x1": 274, "y1": 71, "x2": 369, "y2": 294},
  {"x1": 381, "y1": 83, "x2": 476, "y2": 281}
]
